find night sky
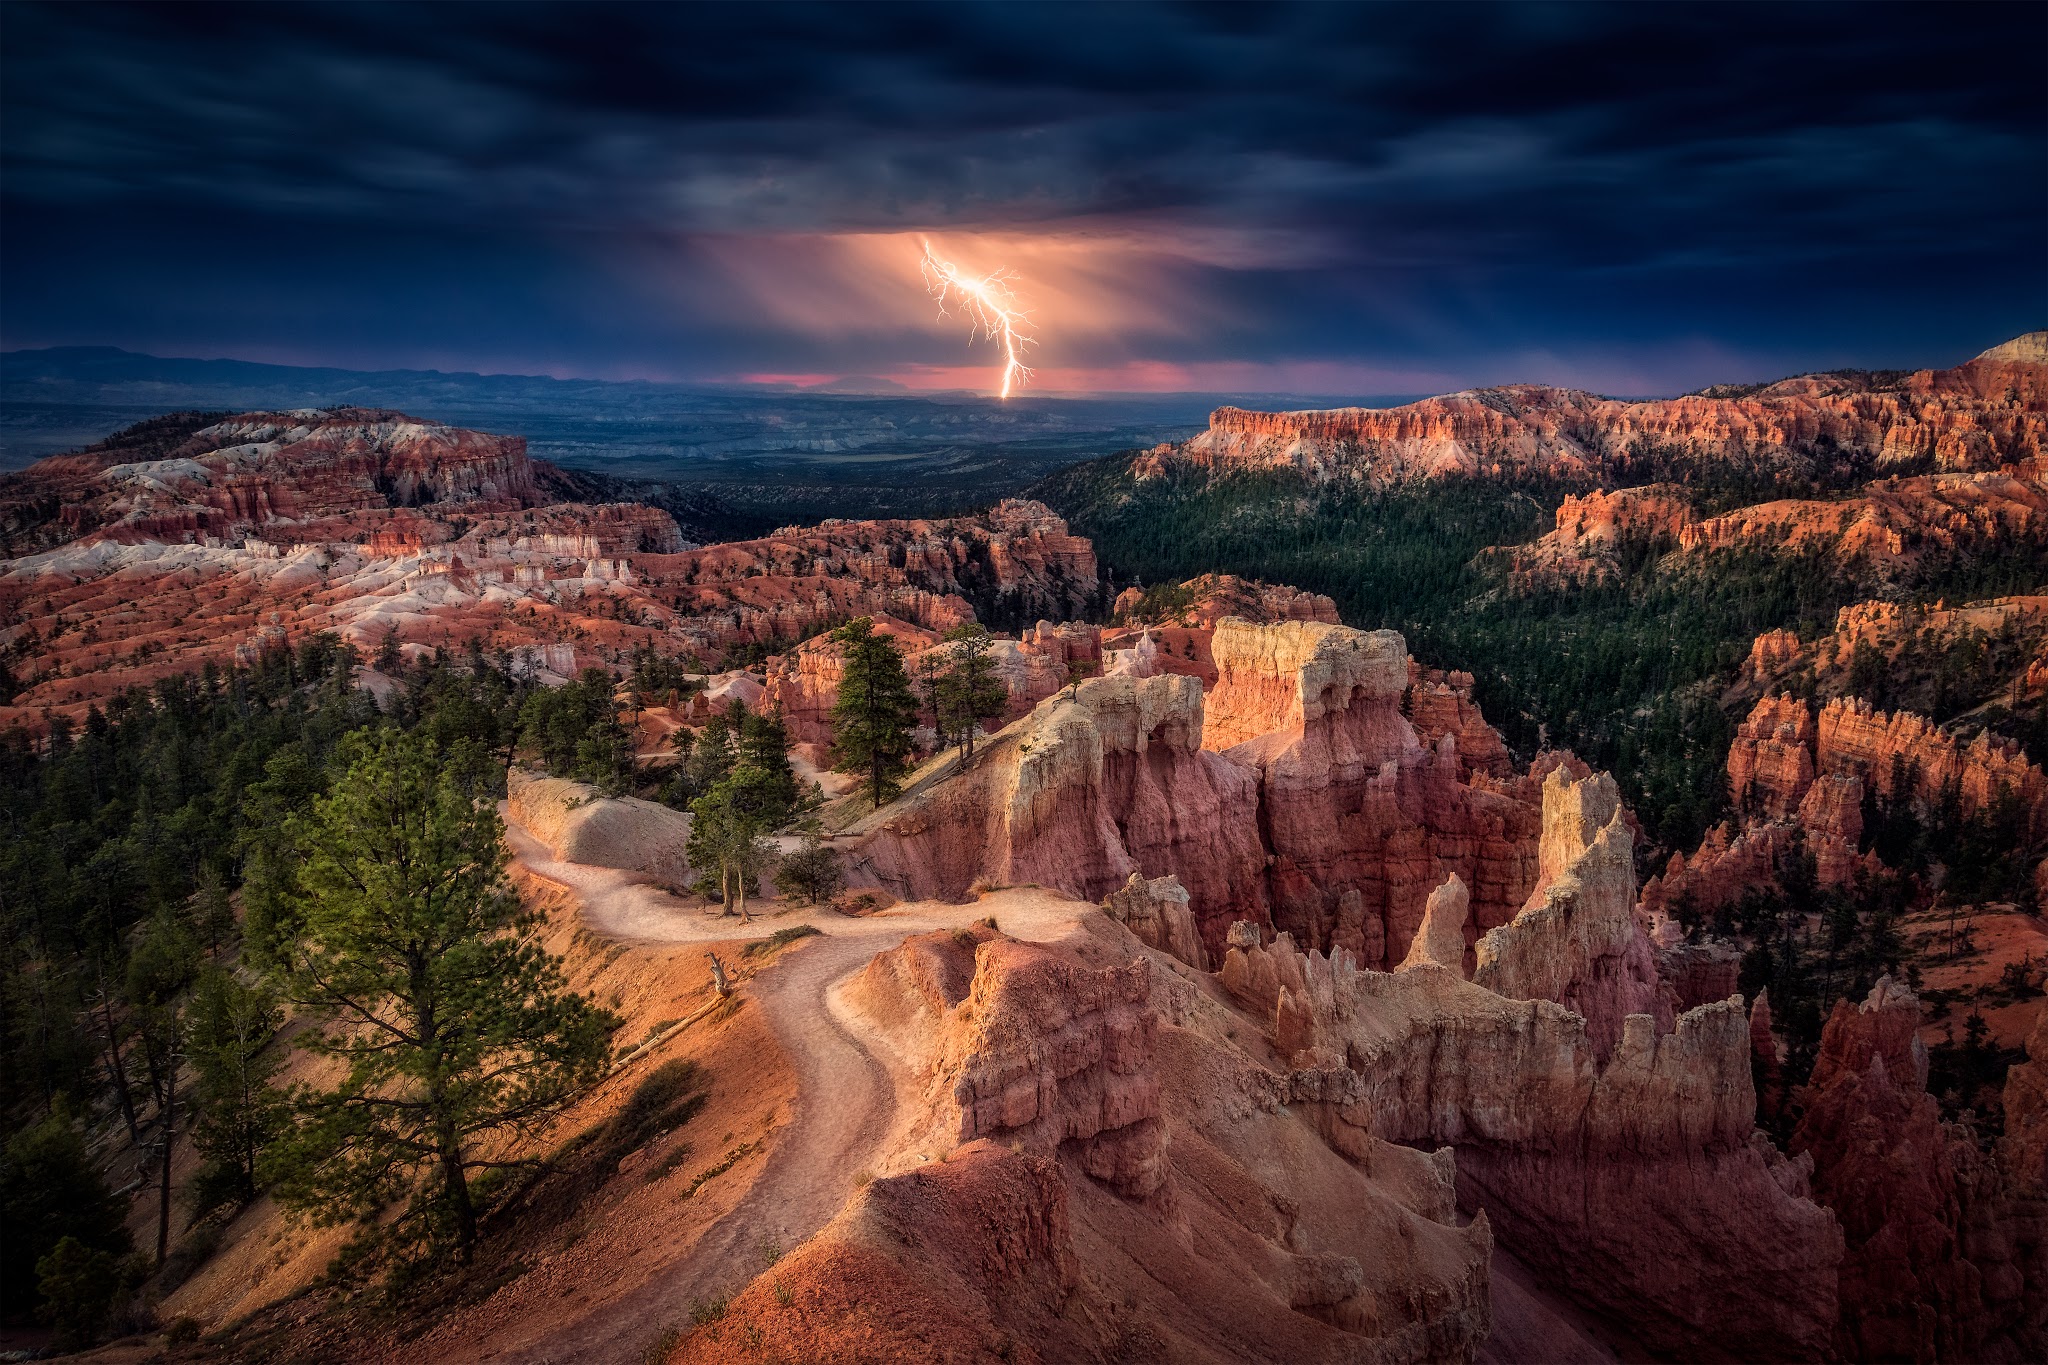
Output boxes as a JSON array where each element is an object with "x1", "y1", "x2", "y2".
[{"x1": 2, "y1": 1, "x2": 2042, "y2": 397}]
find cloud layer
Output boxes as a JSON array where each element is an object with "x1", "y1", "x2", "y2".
[{"x1": 3, "y1": 1, "x2": 2041, "y2": 394}]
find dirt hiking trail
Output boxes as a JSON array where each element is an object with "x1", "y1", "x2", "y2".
[{"x1": 499, "y1": 805, "x2": 1090, "y2": 1365}]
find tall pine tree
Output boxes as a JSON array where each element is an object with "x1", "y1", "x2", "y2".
[
  {"x1": 934, "y1": 624, "x2": 1008, "y2": 760},
  {"x1": 267, "y1": 731, "x2": 617, "y2": 1261},
  {"x1": 829, "y1": 618, "x2": 920, "y2": 808}
]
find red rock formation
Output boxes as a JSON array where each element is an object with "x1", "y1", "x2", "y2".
[
  {"x1": 1473, "y1": 768, "x2": 1669, "y2": 1060},
  {"x1": 844, "y1": 619, "x2": 1552, "y2": 968},
  {"x1": 1141, "y1": 337, "x2": 2047, "y2": 484},
  {"x1": 1751, "y1": 990, "x2": 1788, "y2": 1128},
  {"x1": 1817, "y1": 696, "x2": 2048, "y2": 837},
  {"x1": 633, "y1": 498, "x2": 1098, "y2": 659},
  {"x1": 810, "y1": 918, "x2": 1499, "y2": 1364},
  {"x1": 758, "y1": 615, "x2": 942, "y2": 746},
  {"x1": 1101, "y1": 872, "x2": 1209, "y2": 971},
  {"x1": 933, "y1": 936, "x2": 1166, "y2": 1198},
  {"x1": 1790, "y1": 977, "x2": 2045, "y2": 1362},
  {"x1": 1233, "y1": 919, "x2": 1844, "y2": 1360},
  {"x1": 1650, "y1": 686, "x2": 2048, "y2": 927},
  {"x1": 0, "y1": 486, "x2": 1097, "y2": 727},
  {"x1": 2005, "y1": 1010, "x2": 2048, "y2": 1197},
  {"x1": 1112, "y1": 572, "x2": 1339, "y2": 627},
  {"x1": 1742, "y1": 595, "x2": 2048, "y2": 707},
  {"x1": 671, "y1": 1140, "x2": 1086, "y2": 1365},
  {"x1": 1728, "y1": 693, "x2": 1819, "y2": 815},
  {"x1": 1678, "y1": 467, "x2": 2048, "y2": 563},
  {"x1": 1402, "y1": 661, "x2": 1514, "y2": 779},
  {"x1": 0, "y1": 409, "x2": 549, "y2": 553},
  {"x1": 1508, "y1": 484, "x2": 1695, "y2": 584},
  {"x1": 841, "y1": 673, "x2": 1272, "y2": 960},
  {"x1": 1206, "y1": 620, "x2": 1544, "y2": 969}
]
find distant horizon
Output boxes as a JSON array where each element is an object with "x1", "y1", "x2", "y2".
[{"x1": 5, "y1": 336, "x2": 2032, "y2": 410}]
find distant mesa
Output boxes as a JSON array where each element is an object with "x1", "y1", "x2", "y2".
[{"x1": 1137, "y1": 333, "x2": 2047, "y2": 485}]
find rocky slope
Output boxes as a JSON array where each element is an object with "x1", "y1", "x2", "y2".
[
  {"x1": 1735, "y1": 593, "x2": 2048, "y2": 722},
  {"x1": 1140, "y1": 335, "x2": 2047, "y2": 485},
  {"x1": 734, "y1": 721, "x2": 1861, "y2": 1361}
]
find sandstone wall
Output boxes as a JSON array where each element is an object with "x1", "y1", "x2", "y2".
[{"x1": 1233, "y1": 937, "x2": 1844, "y2": 1361}]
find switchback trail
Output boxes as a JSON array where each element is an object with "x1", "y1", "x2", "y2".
[{"x1": 498, "y1": 807, "x2": 1089, "y2": 1365}]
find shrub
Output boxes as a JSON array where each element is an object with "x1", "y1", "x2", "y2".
[
  {"x1": 35, "y1": 1237, "x2": 123, "y2": 1351},
  {"x1": 777, "y1": 835, "x2": 844, "y2": 905},
  {"x1": 743, "y1": 924, "x2": 822, "y2": 958}
]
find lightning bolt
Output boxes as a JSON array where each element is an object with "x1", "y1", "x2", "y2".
[{"x1": 919, "y1": 238, "x2": 1035, "y2": 399}]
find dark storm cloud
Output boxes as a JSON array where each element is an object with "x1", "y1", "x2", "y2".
[{"x1": 2, "y1": 1, "x2": 2042, "y2": 392}]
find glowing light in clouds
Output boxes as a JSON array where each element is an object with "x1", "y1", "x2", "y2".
[{"x1": 918, "y1": 237, "x2": 1034, "y2": 398}]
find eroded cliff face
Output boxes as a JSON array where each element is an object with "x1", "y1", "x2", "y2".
[
  {"x1": 0, "y1": 464, "x2": 1097, "y2": 725},
  {"x1": 842, "y1": 673, "x2": 1271, "y2": 955},
  {"x1": 1140, "y1": 339, "x2": 2047, "y2": 485},
  {"x1": 1112, "y1": 572, "x2": 1341, "y2": 628},
  {"x1": 1507, "y1": 468, "x2": 2048, "y2": 594},
  {"x1": 828, "y1": 624, "x2": 1858, "y2": 1354},
  {"x1": 1791, "y1": 977, "x2": 2048, "y2": 1363},
  {"x1": 1223, "y1": 859, "x2": 1843, "y2": 1361},
  {"x1": 833, "y1": 688, "x2": 1864, "y2": 1358},
  {"x1": 632, "y1": 498, "x2": 1098, "y2": 660},
  {"x1": 1816, "y1": 696, "x2": 2048, "y2": 835},
  {"x1": 1206, "y1": 619, "x2": 1545, "y2": 970},
  {"x1": 1472, "y1": 770, "x2": 1668, "y2": 1061},
  {"x1": 844, "y1": 619, "x2": 1545, "y2": 968},
  {"x1": 1508, "y1": 484, "x2": 1696, "y2": 584}
]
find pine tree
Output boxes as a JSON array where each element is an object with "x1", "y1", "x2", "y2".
[
  {"x1": 266, "y1": 731, "x2": 617, "y2": 1261},
  {"x1": 186, "y1": 965, "x2": 287, "y2": 1211},
  {"x1": 934, "y1": 625, "x2": 1008, "y2": 760},
  {"x1": 829, "y1": 618, "x2": 920, "y2": 808},
  {"x1": 1, "y1": 1103, "x2": 131, "y2": 1332},
  {"x1": 125, "y1": 909, "x2": 198, "y2": 1265},
  {"x1": 688, "y1": 710, "x2": 803, "y2": 920}
]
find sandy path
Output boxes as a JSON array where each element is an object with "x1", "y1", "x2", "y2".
[{"x1": 499, "y1": 806, "x2": 1088, "y2": 1364}]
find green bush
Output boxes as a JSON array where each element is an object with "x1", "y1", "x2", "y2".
[{"x1": 35, "y1": 1236, "x2": 122, "y2": 1351}]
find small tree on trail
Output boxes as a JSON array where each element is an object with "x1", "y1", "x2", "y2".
[
  {"x1": 266, "y1": 731, "x2": 617, "y2": 1264},
  {"x1": 829, "y1": 618, "x2": 920, "y2": 809},
  {"x1": 934, "y1": 624, "x2": 1008, "y2": 761},
  {"x1": 777, "y1": 833, "x2": 844, "y2": 906},
  {"x1": 688, "y1": 710, "x2": 804, "y2": 920}
]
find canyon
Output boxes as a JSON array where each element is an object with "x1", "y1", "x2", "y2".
[{"x1": 6, "y1": 345, "x2": 2047, "y2": 1363}]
